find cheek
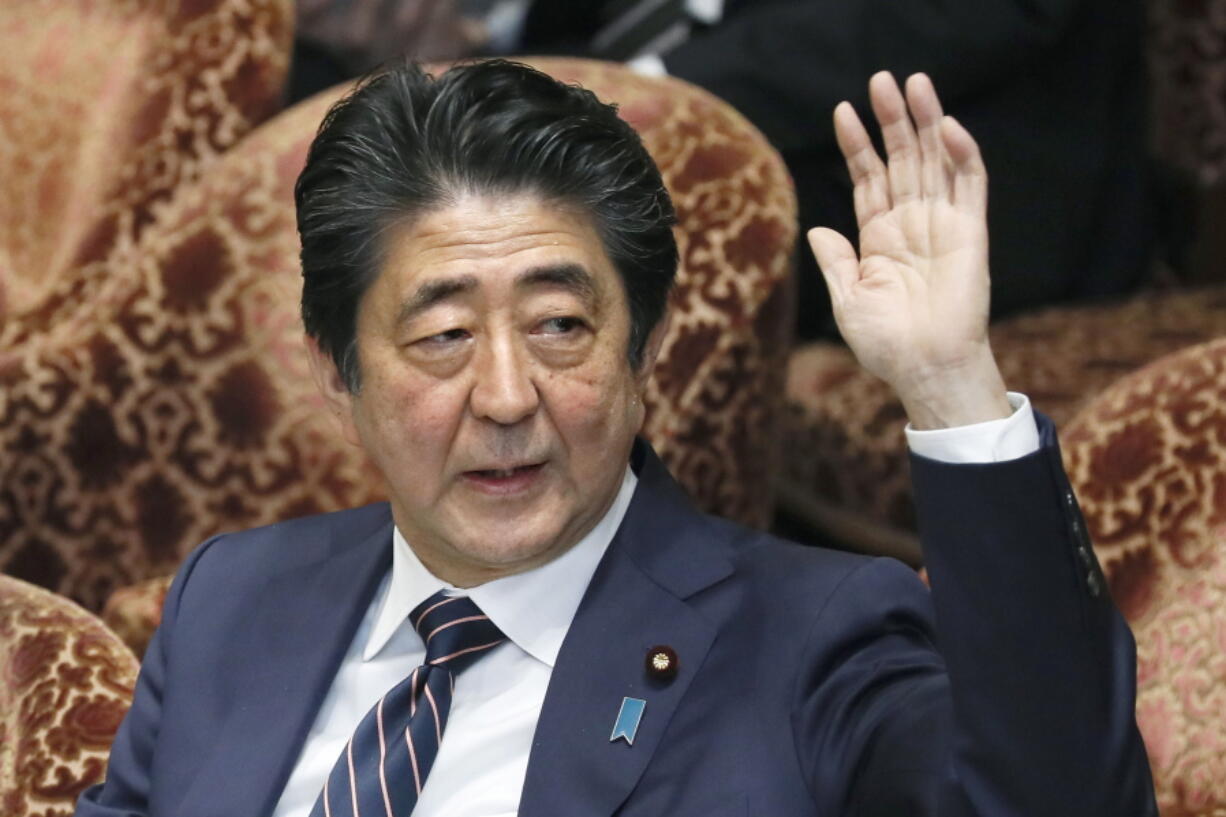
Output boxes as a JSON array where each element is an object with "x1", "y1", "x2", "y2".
[
  {"x1": 546, "y1": 364, "x2": 641, "y2": 442},
  {"x1": 354, "y1": 371, "x2": 466, "y2": 463}
]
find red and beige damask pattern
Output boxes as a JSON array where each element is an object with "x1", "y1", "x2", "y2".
[
  {"x1": 783, "y1": 286, "x2": 1226, "y2": 546},
  {"x1": 1062, "y1": 337, "x2": 1226, "y2": 817},
  {"x1": 0, "y1": 0, "x2": 292, "y2": 338},
  {"x1": 0, "y1": 574, "x2": 139, "y2": 817},
  {"x1": 99, "y1": 574, "x2": 172, "y2": 660},
  {"x1": 0, "y1": 0, "x2": 294, "y2": 611},
  {"x1": 0, "y1": 58, "x2": 796, "y2": 613}
]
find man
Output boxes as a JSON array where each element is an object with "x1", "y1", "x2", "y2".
[{"x1": 77, "y1": 60, "x2": 1156, "y2": 816}]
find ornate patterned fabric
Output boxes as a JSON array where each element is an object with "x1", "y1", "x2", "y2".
[
  {"x1": 1061, "y1": 337, "x2": 1226, "y2": 816},
  {"x1": 1, "y1": 58, "x2": 796, "y2": 614},
  {"x1": 783, "y1": 287, "x2": 1226, "y2": 540},
  {"x1": 0, "y1": 574, "x2": 139, "y2": 817},
  {"x1": 100, "y1": 574, "x2": 173, "y2": 660},
  {"x1": 0, "y1": 0, "x2": 294, "y2": 611},
  {"x1": 1148, "y1": 0, "x2": 1226, "y2": 186},
  {"x1": 0, "y1": 0, "x2": 292, "y2": 334}
]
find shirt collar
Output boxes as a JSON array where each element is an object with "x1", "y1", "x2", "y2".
[{"x1": 364, "y1": 466, "x2": 639, "y2": 666}]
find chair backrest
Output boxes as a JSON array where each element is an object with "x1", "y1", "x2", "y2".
[
  {"x1": 1061, "y1": 336, "x2": 1226, "y2": 816},
  {"x1": 0, "y1": 0, "x2": 292, "y2": 335},
  {"x1": 0, "y1": 573, "x2": 139, "y2": 816},
  {"x1": 0, "y1": 58, "x2": 796, "y2": 611}
]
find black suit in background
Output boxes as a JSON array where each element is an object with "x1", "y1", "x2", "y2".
[{"x1": 520, "y1": 0, "x2": 1153, "y2": 338}]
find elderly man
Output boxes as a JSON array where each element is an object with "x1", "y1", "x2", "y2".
[{"x1": 77, "y1": 61, "x2": 1155, "y2": 816}]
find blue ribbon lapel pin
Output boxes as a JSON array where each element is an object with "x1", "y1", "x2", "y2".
[{"x1": 610, "y1": 697, "x2": 647, "y2": 745}]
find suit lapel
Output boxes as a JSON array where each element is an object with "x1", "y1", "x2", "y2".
[
  {"x1": 180, "y1": 511, "x2": 394, "y2": 817},
  {"x1": 519, "y1": 442, "x2": 735, "y2": 817}
]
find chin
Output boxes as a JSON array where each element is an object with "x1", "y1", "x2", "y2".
[
  {"x1": 460, "y1": 531, "x2": 563, "y2": 572},
  {"x1": 478, "y1": 532, "x2": 563, "y2": 564}
]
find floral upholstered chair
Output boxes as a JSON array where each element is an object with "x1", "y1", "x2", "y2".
[
  {"x1": 5, "y1": 58, "x2": 795, "y2": 650},
  {"x1": 0, "y1": 0, "x2": 294, "y2": 605},
  {"x1": 1061, "y1": 336, "x2": 1226, "y2": 815},
  {"x1": 0, "y1": 574, "x2": 139, "y2": 817},
  {"x1": 783, "y1": 289, "x2": 1226, "y2": 562},
  {"x1": 0, "y1": 0, "x2": 292, "y2": 329}
]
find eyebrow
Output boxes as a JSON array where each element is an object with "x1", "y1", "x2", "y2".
[
  {"x1": 515, "y1": 263, "x2": 600, "y2": 308},
  {"x1": 395, "y1": 276, "x2": 478, "y2": 326},
  {"x1": 394, "y1": 263, "x2": 602, "y2": 326}
]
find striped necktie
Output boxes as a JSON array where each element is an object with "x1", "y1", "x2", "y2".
[
  {"x1": 591, "y1": 0, "x2": 690, "y2": 61},
  {"x1": 309, "y1": 592, "x2": 506, "y2": 817}
]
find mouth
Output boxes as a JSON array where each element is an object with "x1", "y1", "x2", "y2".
[{"x1": 461, "y1": 462, "x2": 547, "y2": 495}]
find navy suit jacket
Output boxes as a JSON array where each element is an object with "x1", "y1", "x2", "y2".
[{"x1": 79, "y1": 417, "x2": 1156, "y2": 816}]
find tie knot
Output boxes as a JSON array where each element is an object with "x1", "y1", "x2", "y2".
[{"x1": 410, "y1": 591, "x2": 506, "y2": 673}]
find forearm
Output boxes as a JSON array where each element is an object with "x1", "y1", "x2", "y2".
[{"x1": 910, "y1": 417, "x2": 1156, "y2": 816}]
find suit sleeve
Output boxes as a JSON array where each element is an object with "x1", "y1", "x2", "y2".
[
  {"x1": 74, "y1": 538, "x2": 219, "y2": 816},
  {"x1": 791, "y1": 414, "x2": 1157, "y2": 816},
  {"x1": 662, "y1": 0, "x2": 1084, "y2": 152}
]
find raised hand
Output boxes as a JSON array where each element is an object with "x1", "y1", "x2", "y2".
[{"x1": 809, "y1": 72, "x2": 1011, "y2": 430}]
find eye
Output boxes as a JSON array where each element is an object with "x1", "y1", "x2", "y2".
[
  {"x1": 536, "y1": 316, "x2": 587, "y2": 335},
  {"x1": 416, "y1": 328, "x2": 470, "y2": 346}
]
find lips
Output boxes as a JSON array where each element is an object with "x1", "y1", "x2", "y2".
[
  {"x1": 461, "y1": 462, "x2": 546, "y2": 495},
  {"x1": 472, "y1": 465, "x2": 538, "y2": 479}
]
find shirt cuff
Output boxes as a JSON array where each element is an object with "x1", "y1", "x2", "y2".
[
  {"x1": 904, "y1": 392, "x2": 1040, "y2": 464},
  {"x1": 627, "y1": 54, "x2": 668, "y2": 77}
]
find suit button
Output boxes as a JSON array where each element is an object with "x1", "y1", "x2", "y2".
[
  {"x1": 1087, "y1": 569, "x2": 1103, "y2": 598},
  {"x1": 1076, "y1": 544, "x2": 1094, "y2": 568}
]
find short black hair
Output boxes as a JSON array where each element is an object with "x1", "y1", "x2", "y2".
[{"x1": 295, "y1": 59, "x2": 678, "y2": 391}]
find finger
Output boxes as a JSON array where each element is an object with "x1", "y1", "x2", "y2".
[
  {"x1": 941, "y1": 115, "x2": 988, "y2": 216},
  {"x1": 904, "y1": 73, "x2": 950, "y2": 201},
  {"x1": 807, "y1": 227, "x2": 859, "y2": 310},
  {"x1": 833, "y1": 101, "x2": 891, "y2": 228},
  {"x1": 868, "y1": 71, "x2": 922, "y2": 204}
]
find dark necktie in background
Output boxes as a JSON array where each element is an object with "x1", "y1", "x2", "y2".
[
  {"x1": 590, "y1": 0, "x2": 690, "y2": 61},
  {"x1": 309, "y1": 592, "x2": 506, "y2": 817}
]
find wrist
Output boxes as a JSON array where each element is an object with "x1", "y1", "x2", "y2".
[{"x1": 894, "y1": 346, "x2": 1011, "y2": 430}]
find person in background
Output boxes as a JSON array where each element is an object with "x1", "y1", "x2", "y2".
[
  {"x1": 291, "y1": 0, "x2": 484, "y2": 100},
  {"x1": 499, "y1": 0, "x2": 1155, "y2": 338}
]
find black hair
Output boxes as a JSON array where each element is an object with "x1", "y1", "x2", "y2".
[{"x1": 295, "y1": 59, "x2": 678, "y2": 391}]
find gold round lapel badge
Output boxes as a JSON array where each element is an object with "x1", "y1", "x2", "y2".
[{"x1": 645, "y1": 645, "x2": 678, "y2": 681}]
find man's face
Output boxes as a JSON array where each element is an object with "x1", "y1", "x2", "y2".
[{"x1": 310, "y1": 194, "x2": 662, "y2": 587}]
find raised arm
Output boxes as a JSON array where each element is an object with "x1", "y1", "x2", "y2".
[{"x1": 795, "y1": 73, "x2": 1158, "y2": 817}]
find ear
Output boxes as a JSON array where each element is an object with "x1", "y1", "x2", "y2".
[
  {"x1": 304, "y1": 335, "x2": 362, "y2": 447},
  {"x1": 634, "y1": 306, "x2": 672, "y2": 392}
]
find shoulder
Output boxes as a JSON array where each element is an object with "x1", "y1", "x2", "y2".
[
  {"x1": 687, "y1": 511, "x2": 926, "y2": 630},
  {"x1": 188, "y1": 502, "x2": 390, "y2": 573},
  {"x1": 167, "y1": 502, "x2": 391, "y2": 610}
]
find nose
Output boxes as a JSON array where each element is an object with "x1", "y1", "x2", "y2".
[{"x1": 469, "y1": 334, "x2": 540, "y2": 425}]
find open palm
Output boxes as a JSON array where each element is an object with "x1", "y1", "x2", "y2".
[{"x1": 810, "y1": 73, "x2": 1008, "y2": 428}]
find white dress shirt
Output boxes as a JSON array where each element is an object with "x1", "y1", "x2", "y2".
[
  {"x1": 272, "y1": 395, "x2": 1038, "y2": 817},
  {"x1": 271, "y1": 468, "x2": 638, "y2": 817}
]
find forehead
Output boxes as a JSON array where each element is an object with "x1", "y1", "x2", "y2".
[{"x1": 374, "y1": 194, "x2": 621, "y2": 301}]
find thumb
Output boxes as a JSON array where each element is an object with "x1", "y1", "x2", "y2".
[{"x1": 807, "y1": 227, "x2": 859, "y2": 309}]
